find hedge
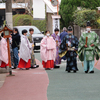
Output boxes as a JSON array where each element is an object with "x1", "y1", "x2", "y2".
[{"x1": 13, "y1": 14, "x2": 46, "y2": 32}]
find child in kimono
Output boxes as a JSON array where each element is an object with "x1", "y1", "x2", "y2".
[
  {"x1": 40, "y1": 30, "x2": 56, "y2": 70},
  {"x1": 18, "y1": 30, "x2": 32, "y2": 70}
]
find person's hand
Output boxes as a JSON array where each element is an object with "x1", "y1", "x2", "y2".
[
  {"x1": 91, "y1": 44, "x2": 94, "y2": 47},
  {"x1": 84, "y1": 45, "x2": 88, "y2": 48}
]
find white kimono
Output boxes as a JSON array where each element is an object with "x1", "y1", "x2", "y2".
[{"x1": 19, "y1": 35, "x2": 32, "y2": 62}]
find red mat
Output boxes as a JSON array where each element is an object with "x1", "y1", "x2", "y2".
[{"x1": 0, "y1": 60, "x2": 49, "y2": 100}]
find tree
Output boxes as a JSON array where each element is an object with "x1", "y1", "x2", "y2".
[
  {"x1": 59, "y1": 0, "x2": 100, "y2": 28},
  {"x1": 73, "y1": 9, "x2": 99, "y2": 28}
]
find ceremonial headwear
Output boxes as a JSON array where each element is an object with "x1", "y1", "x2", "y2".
[
  {"x1": 68, "y1": 26, "x2": 72, "y2": 31},
  {"x1": 87, "y1": 21, "x2": 91, "y2": 27}
]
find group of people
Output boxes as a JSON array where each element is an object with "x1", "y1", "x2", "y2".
[
  {"x1": 0, "y1": 21, "x2": 100, "y2": 73},
  {"x1": 0, "y1": 28, "x2": 39, "y2": 70},
  {"x1": 41, "y1": 21, "x2": 100, "y2": 74}
]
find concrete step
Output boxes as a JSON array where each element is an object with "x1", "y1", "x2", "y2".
[{"x1": 0, "y1": 66, "x2": 9, "y2": 73}]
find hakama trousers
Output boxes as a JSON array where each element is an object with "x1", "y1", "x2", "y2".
[
  {"x1": 0, "y1": 61, "x2": 9, "y2": 68},
  {"x1": 84, "y1": 52, "x2": 94, "y2": 72},
  {"x1": 42, "y1": 60, "x2": 54, "y2": 69},
  {"x1": 18, "y1": 59, "x2": 31, "y2": 68}
]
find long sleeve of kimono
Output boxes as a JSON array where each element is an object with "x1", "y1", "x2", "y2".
[
  {"x1": 78, "y1": 35, "x2": 85, "y2": 53},
  {"x1": 93, "y1": 33, "x2": 100, "y2": 49},
  {"x1": 59, "y1": 37, "x2": 67, "y2": 53},
  {"x1": 75, "y1": 37, "x2": 79, "y2": 51},
  {"x1": 40, "y1": 38, "x2": 47, "y2": 62}
]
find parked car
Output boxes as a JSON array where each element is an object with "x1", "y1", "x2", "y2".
[{"x1": 14, "y1": 26, "x2": 44, "y2": 50}]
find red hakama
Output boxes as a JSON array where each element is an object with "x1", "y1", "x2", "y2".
[
  {"x1": 18, "y1": 59, "x2": 31, "y2": 69},
  {"x1": 42, "y1": 60, "x2": 54, "y2": 69},
  {"x1": 0, "y1": 61, "x2": 9, "y2": 68}
]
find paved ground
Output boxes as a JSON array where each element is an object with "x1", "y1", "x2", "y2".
[
  {"x1": 0, "y1": 51, "x2": 100, "y2": 100},
  {"x1": 46, "y1": 61, "x2": 100, "y2": 100},
  {"x1": 0, "y1": 59, "x2": 49, "y2": 100},
  {"x1": 0, "y1": 74, "x2": 6, "y2": 88}
]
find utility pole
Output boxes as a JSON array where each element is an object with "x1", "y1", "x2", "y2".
[{"x1": 6, "y1": 0, "x2": 13, "y2": 29}]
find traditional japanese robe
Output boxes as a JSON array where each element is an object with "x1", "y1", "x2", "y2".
[
  {"x1": 18, "y1": 35, "x2": 32, "y2": 68},
  {"x1": 28, "y1": 34, "x2": 36, "y2": 66},
  {"x1": 59, "y1": 35, "x2": 79, "y2": 71},
  {"x1": 78, "y1": 31, "x2": 100, "y2": 72},
  {"x1": 51, "y1": 33, "x2": 61, "y2": 65},
  {"x1": 40, "y1": 36, "x2": 56, "y2": 68},
  {"x1": 0, "y1": 38, "x2": 8, "y2": 68},
  {"x1": 60, "y1": 31, "x2": 68, "y2": 60}
]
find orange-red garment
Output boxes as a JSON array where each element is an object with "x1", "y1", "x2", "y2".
[
  {"x1": 0, "y1": 61, "x2": 9, "y2": 68},
  {"x1": 18, "y1": 59, "x2": 31, "y2": 68},
  {"x1": 42, "y1": 60, "x2": 54, "y2": 69}
]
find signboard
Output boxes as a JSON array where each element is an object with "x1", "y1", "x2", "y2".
[{"x1": 52, "y1": 15, "x2": 61, "y2": 33}]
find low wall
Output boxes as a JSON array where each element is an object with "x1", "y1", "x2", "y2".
[{"x1": 73, "y1": 25, "x2": 100, "y2": 39}]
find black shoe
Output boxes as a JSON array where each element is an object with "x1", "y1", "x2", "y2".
[
  {"x1": 26, "y1": 68, "x2": 29, "y2": 70},
  {"x1": 89, "y1": 71, "x2": 94, "y2": 73},
  {"x1": 54, "y1": 65, "x2": 60, "y2": 68},
  {"x1": 73, "y1": 70, "x2": 76, "y2": 73},
  {"x1": 68, "y1": 71, "x2": 70, "y2": 73},
  {"x1": 45, "y1": 68, "x2": 51, "y2": 70},
  {"x1": 85, "y1": 71, "x2": 88, "y2": 73},
  {"x1": 12, "y1": 67, "x2": 16, "y2": 69}
]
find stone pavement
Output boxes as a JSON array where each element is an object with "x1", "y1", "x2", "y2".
[
  {"x1": 0, "y1": 59, "x2": 49, "y2": 100},
  {"x1": 46, "y1": 60, "x2": 100, "y2": 100},
  {"x1": 0, "y1": 51, "x2": 100, "y2": 100},
  {"x1": 0, "y1": 74, "x2": 6, "y2": 88}
]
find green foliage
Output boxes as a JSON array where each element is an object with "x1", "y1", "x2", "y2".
[
  {"x1": 73, "y1": 9, "x2": 99, "y2": 28},
  {"x1": 59, "y1": 0, "x2": 100, "y2": 28},
  {"x1": 13, "y1": 14, "x2": 33, "y2": 26},
  {"x1": 13, "y1": 14, "x2": 46, "y2": 32},
  {"x1": 33, "y1": 20, "x2": 46, "y2": 32},
  {"x1": 97, "y1": 17, "x2": 100, "y2": 28}
]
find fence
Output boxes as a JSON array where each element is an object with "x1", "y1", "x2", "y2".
[{"x1": 73, "y1": 25, "x2": 100, "y2": 39}]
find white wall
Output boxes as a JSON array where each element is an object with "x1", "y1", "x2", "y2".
[{"x1": 33, "y1": 0, "x2": 45, "y2": 19}]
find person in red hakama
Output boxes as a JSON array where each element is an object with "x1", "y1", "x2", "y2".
[
  {"x1": 0, "y1": 34, "x2": 9, "y2": 68},
  {"x1": 40, "y1": 30, "x2": 56, "y2": 70},
  {"x1": 18, "y1": 30, "x2": 32, "y2": 70}
]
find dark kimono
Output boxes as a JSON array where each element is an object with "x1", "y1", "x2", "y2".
[{"x1": 59, "y1": 35, "x2": 79, "y2": 72}]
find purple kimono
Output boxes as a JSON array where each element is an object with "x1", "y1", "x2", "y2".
[{"x1": 51, "y1": 33, "x2": 61, "y2": 65}]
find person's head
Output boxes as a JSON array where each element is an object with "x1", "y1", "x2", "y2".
[
  {"x1": 22, "y1": 29, "x2": 27, "y2": 36},
  {"x1": 63, "y1": 27, "x2": 67, "y2": 32},
  {"x1": 1, "y1": 32, "x2": 4, "y2": 37},
  {"x1": 68, "y1": 26, "x2": 73, "y2": 35},
  {"x1": 54, "y1": 28, "x2": 59, "y2": 35},
  {"x1": 13, "y1": 28, "x2": 19, "y2": 34},
  {"x1": 29, "y1": 28, "x2": 34, "y2": 35},
  {"x1": 86, "y1": 21, "x2": 91, "y2": 33},
  {"x1": 45, "y1": 30, "x2": 50, "y2": 37}
]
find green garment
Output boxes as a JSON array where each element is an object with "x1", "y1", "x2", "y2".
[
  {"x1": 78, "y1": 31, "x2": 100, "y2": 61},
  {"x1": 28, "y1": 34, "x2": 36, "y2": 66}
]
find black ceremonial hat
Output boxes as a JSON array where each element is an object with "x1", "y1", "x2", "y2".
[
  {"x1": 87, "y1": 21, "x2": 91, "y2": 26},
  {"x1": 68, "y1": 26, "x2": 72, "y2": 31}
]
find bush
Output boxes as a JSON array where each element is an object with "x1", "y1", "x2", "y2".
[
  {"x1": 73, "y1": 9, "x2": 99, "y2": 28},
  {"x1": 59, "y1": 0, "x2": 100, "y2": 28},
  {"x1": 13, "y1": 14, "x2": 33, "y2": 26},
  {"x1": 97, "y1": 17, "x2": 100, "y2": 28},
  {"x1": 13, "y1": 14, "x2": 46, "y2": 32}
]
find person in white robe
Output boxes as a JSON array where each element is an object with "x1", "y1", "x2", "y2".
[{"x1": 18, "y1": 30, "x2": 32, "y2": 70}]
